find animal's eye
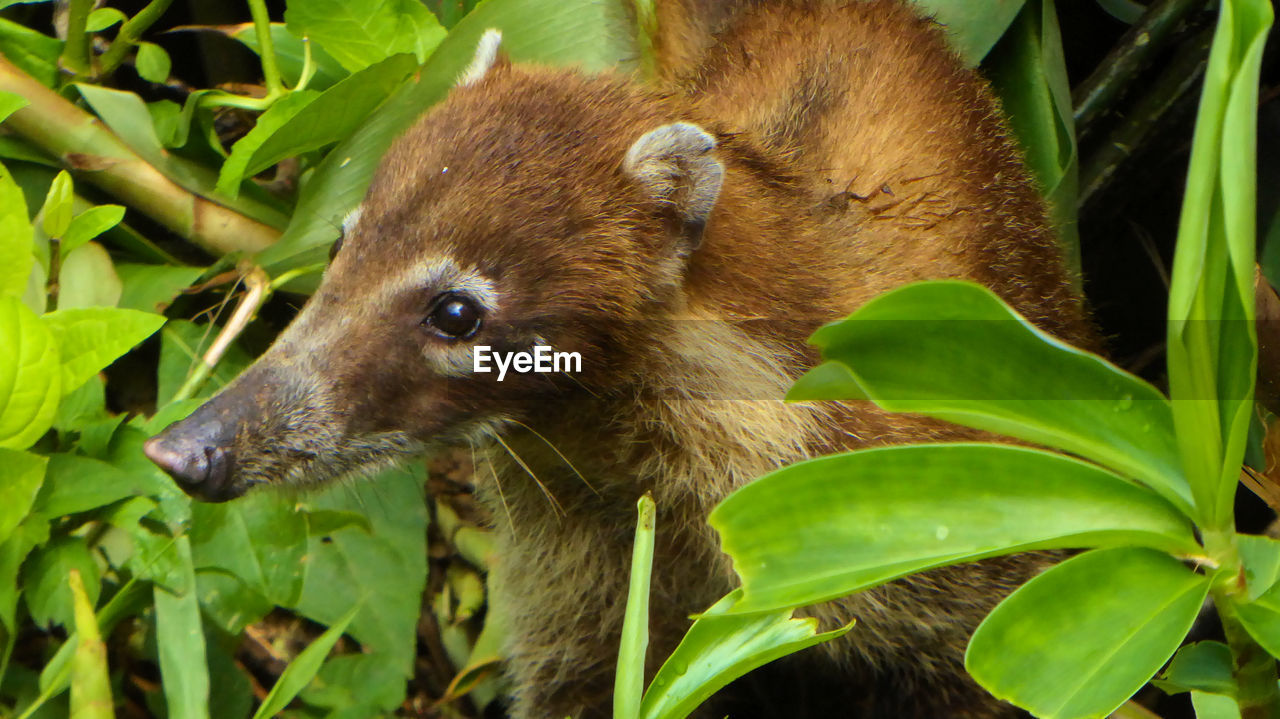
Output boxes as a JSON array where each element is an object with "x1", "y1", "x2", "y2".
[
  {"x1": 424, "y1": 293, "x2": 482, "y2": 339},
  {"x1": 328, "y1": 235, "x2": 343, "y2": 261}
]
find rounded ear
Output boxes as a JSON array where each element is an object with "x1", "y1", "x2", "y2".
[{"x1": 623, "y1": 122, "x2": 724, "y2": 253}]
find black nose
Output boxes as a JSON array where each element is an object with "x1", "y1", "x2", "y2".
[{"x1": 144, "y1": 424, "x2": 242, "y2": 503}]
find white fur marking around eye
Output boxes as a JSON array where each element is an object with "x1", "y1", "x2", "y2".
[
  {"x1": 342, "y1": 205, "x2": 363, "y2": 236},
  {"x1": 457, "y1": 29, "x2": 502, "y2": 87}
]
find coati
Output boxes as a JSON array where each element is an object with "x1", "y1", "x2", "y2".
[{"x1": 146, "y1": 1, "x2": 1093, "y2": 716}]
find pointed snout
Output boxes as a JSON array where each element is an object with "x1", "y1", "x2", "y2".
[{"x1": 145, "y1": 394, "x2": 253, "y2": 503}]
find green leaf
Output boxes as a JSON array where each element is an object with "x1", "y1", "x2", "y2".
[
  {"x1": 223, "y1": 54, "x2": 417, "y2": 199},
  {"x1": 0, "y1": 448, "x2": 46, "y2": 545},
  {"x1": 42, "y1": 306, "x2": 165, "y2": 393},
  {"x1": 1192, "y1": 691, "x2": 1244, "y2": 719},
  {"x1": 85, "y1": 7, "x2": 126, "y2": 32},
  {"x1": 156, "y1": 320, "x2": 254, "y2": 406},
  {"x1": 115, "y1": 263, "x2": 203, "y2": 313},
  {"x1": 1238, "y1": 533, "x2": 1280, "y2": 600},
  {"x1": 31, "y1": 453, "x2": 169, "y2": 519},
  {"x1": 300, "y1": 652, "x2": 407, "y2": 714},
  {"x1": 0, "y1": 162, "x2": 33, "y2": 299},
  {"x1": 710, "y1": 444, "x2": 1198, "y2": 613},
  {"x1": 153, "y1": 535, "x2": 210, "y2": 719},
  {"x1": 0, "y1": 90, "x2": 27, "y2": 123},
  {"x1": 260, "y1": 0, "x2": 641, "y2": 274},
  {"x1": 190, "y1": 492, "x2": 309, "y2": 607},
  {"x1": 40, "y1": 170, "x2": 72, "y2": 239},
  {"x1": 230, "y1": 22, "x2": 346, "y2": 91},
  {"x1": 284, "y1": 0, "x2": 446, "y2": 72},
  {"x1": 68, "y1": 569, "x2": 113, "y2": 719},
  {"x1": 1165, "y1": 0, "x2": 1272, "y2": 528},
  {"x1": 23, "y1": 536, "x2": 100, "y2": 630},
  {"x1": 251, "y1": 604, "x2": 360, "y2": 719},
  {"x1": 214, "y1": 89, "x2": 321, "y2": 197},
  {"x1": 616, "y1": 494, "x2": 655, "y2": 719},
  {"x1": 639, "y1": 590, "x2": 851, "y2": 719},
  {"x1": 908, "y1": 0, "x2": 1027, "y2": 66},
  {"x1": 135, "y1": 42, "x2": 171, "y2": 83},
  {"x1": 60, "y1": 205, "x2": 125, "y2": 258},
  {"x1": 1153, "y1": 641, "x2": 1235, "y2": 697},
  {"x1": 983, "y1": 0, "x2": 1079, "y2": 275},
  {"x1": 0, "y1": 18, "x2": 61, "y2": 88},
  {"x1": 799, "y1": 280, "x2": 1192, "y2": 515},
  {"x1": 56, "y1": 242, "x2": 122, "y2": 310},
  {"x1": 0, "y1": 295, "x2": 61, "y2": 449},
  {"x1": 966, "y1": 547, "x2": 1209, "y2": 719}
]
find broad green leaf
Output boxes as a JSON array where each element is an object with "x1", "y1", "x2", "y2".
[
  {"x1": 68, "y1": 569, "x2": 113, "y2": 719},
  {"x1": 75, "y1": 84, "x2": 290, "y2": 230},
  {"x1": 1234, "y1": 570, "x2": 1280, "y2": 658},
  {"x1": 0, "y1": 18, "x2": 61, "y2": 88},
  {"x1": 56, "y1": 242, "x2": 121, "y2": 310},
  {"x1": 218, "y1": 54, "x2": 416, "y2": 198},
  {"x1": 153, "y1": 535, "x2": 210, "y2": 719},
  {"x1": 796, "y1": 280, "x2": 1192, "y2": 515},
  {"x1": 1193, "y1": 692, "x2": 1244, "y2": 719},
  {"x1": 0, "y1": 448, "x2": 45, "y2": 545},
  {"x1": 1153, "y1": 641, "x2": 1235, "y2": 697},
  {"x1": 294, "y1": 465, "x2": 427, "y2": 685},
  {"x1": 710, "y1": 444, "x2": 1198, "y2": 613},
  {"x1": 215, "y1": 89, "x2": 321, "y2": 197},
  {"x1": 983, "y1": 0, "x2": 1079, "y2": 275},
  {"x1": 0, "y1": 294, "x2": 61, "y2": 449},
  {"x1": 190, "y1": 492, "x2": 309, "y2": 607},
  {"x1": 300, "y1": 653, "x2": 407, "y2": 714},
  {"x1": 31, "y1": 453, "x2": 169, "y2": 519},
  {"x1": 1165, "y1": 0, "x2": 1272, "y2": 528},
  {"x1": 230, "y1": 22, "x2": 346, "y2": 91},
  {"x1": 0, "y1": 162, "x2": 33, "y2": 298},
  {"x1": 42, "y1": 306, "x2": 164, "y2": 393},
  {"x1": 52, "y1": 373, "x2": 105, "y2": 431},
  {"x1": 260, "y1": 0, "x2": 640, "y2": 275},
  {"x1": 23, "y1": 536, "x2": 99, "y2": 630},
  {"x1": 206, "y1": 632, "x2": 254, "y2": 719},
  {"x1": 966, "y1": 547, "x2": 1210, "y2": 719},
  {"x1": 115, "y1": 263, "x2": 203, "y2": 313},
  {"x1": 0, "y1": 521, "x2": 43, "y2": 694},
  {"x1": 616, "y1": 494, "x2": 655, "y2": 719},
  {"x1": 251, "y1": 604, "x2": 360, "y2": 719},
  {"x1": 195, "y1": 570, "x2": 272, "y2": 637},
  {"x1": 40, "y1": 170, "x2": 72, "y2": 239},
  {"x1": 908, "y1": 0, "x2": 1026, "y2": 67},
  {"x1": 60, "y1": 205, "x2": 125, "y2": 257},
  {"x1": 639, "y1": 590, "x2": 851, "y2": 719},
  {"x1": 85, "y1": 7, "x2": 125, "y2": 31},
  {"x1": 0, "y1": 90, "x2": 27, "y2": 123},
  {"x1": 284, "y1": 0, "x2": 445, "y2": 72},
  {"x1": 1238, "y1": 533, "x2": 1280, "y2": 600},
  {"x1": 135, "y1": 42, "x2": 171, "y2": 83},
  {"x1": 156, "y1": 320, "x2": 255, "y2": 406}
]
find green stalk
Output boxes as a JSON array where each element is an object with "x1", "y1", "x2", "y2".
[
  {"x1": 615, "y1": 494, "x2": 656, "y2": 719},
  {"x1": 97, "y1": 0, "x2": 176, "y2": 77},
  {"x1": 247, "y1": 0, "x2": 285, "y2": 97},
  {"x1": 58, "y1": 0, "x2": 94, "y2": 78},
  {"x1": 1217, "y1": 595, "x2": 1280, "y2": 718}
]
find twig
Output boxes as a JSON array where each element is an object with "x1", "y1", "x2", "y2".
[
  {"x1": 172, "y1": 265, "x2": 270, "y2": 402},
  {"x1": 0, "y1": 53, "x2": 278, "y2": 256},
  {"x1": 1073, "y1": 0, "x2": 1211, "y2": 140},
  {"x1": 246, "y1": 0, "x2": 284, "y2": 97},
  {"x1": 58, "y1": 0, "x2": 94, "y2": 77},
  {"x1": 98, "y1": 0, "x2": 177, "y2": 77}
]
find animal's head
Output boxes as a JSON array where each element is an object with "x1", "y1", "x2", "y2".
[{"x1": 145, "y1": 32, "x2": 728, "y2": 501}]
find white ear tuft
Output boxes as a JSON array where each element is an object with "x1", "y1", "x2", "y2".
[
  {"x1": 341, "y1": 205, "x2": 363, "y2": 236},
  {"x1": 623, "y1": 122, "x2": 724, "y2": 251},
  {"x1": 457, "y1": 29, "x2": 503, "y2": 87}
]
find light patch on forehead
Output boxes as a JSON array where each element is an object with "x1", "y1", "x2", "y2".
[
  {"x1": 457, "y1": 29, "x2": 502, "y2": 87},
  {"x1": 342, "y1": 205, "x2": 363, "y2": 236}
]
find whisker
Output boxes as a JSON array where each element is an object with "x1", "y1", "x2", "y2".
[
  {"x1": 473, "y1": 440, "x2": 517, "y2": 540},
  {"x1": 487, "y1": 429, "x2": 565, "y2": 520},
  {"x1": 506, "y1": 418, "x2": 598, "y2": 497}
]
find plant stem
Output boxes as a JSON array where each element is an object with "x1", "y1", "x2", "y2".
[
  {"x1": 97, "y1": 0, "x2": 176, "y2": 77},
  {"x1": 0, "y1": 53, "x2": 277, "y2": 256},
  {"x1": 1072, "y1": 0, "x2": 1211, "y2": 140},
  {"x1": 1216, "y1": 592, "x2": 1280, "y2": 719},
  {"x1": 58, "y1": 0, "x2": 94, "y2": 78},
  {"x1": 172, "y1": 266, "x2": 270, "y2": 402},
  {"x1": 247, "y1": 0, "x2": 285, "y2": 97}
]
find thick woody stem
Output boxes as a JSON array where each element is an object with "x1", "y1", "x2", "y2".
[{"x1": 0, "y1": 53, "x2": 278, "y2": 256}]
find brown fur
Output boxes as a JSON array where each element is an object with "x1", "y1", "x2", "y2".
[{"x1": 149, "y1": 1, "x2": 1092, "y2": 717}]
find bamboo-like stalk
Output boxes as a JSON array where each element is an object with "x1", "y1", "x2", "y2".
[
  {"x1": 0, "y1": 53, "x2": 278, "y2": 256},
  {"x1": 58, "y1": 0, "x2": 94, "y2": 77}
]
